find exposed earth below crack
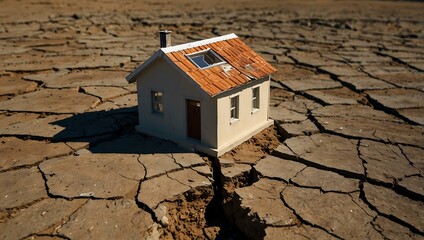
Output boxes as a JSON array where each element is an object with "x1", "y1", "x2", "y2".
[{"x1": 0, "y1": 0, "x2": 423, "y2": 239}]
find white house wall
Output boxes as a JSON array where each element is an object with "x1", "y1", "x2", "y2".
[
  {"x1": 135, "y1": 57, "x2": 217, "y2": 149},
  {"x1": 216, "y1": 77, "x2": 271, "y2": 151}
]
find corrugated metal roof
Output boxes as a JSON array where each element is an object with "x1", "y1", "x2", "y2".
[{"x1": 164, "y1": 35, "x2": 277, "y2": 96}]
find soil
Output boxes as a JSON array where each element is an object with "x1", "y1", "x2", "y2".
[
  {"x1": 221, "y1": 126, "x2": 281, "y2": 164},
  {"x1": 161, "y1": 187, "x2": 245, "y2": 240},
  {"x1": 0, "y1": 0, "x2": 423, "y2": 239}
]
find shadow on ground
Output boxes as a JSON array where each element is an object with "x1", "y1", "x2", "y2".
[
  {"x1": 51, "y1": 106, "x2": 247, "y2": 239},
  {"x1": 51, "y1": 106, "x2": 192, "y2": 154}
]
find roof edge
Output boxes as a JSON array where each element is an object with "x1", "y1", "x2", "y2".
[
  {"x1": 161, "y1": 54, "x2": 212, "y2": 99},
  {"x1": 161, "y1": 33, "x2": 238, "y2": 54},
  {"x1": 211, "y1": 75, "x2": 271, "y2": 98},
  {"x1": 126, "y1": 50, "x2": 164, "y2": 83}
]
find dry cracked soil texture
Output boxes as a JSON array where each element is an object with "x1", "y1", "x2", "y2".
[{"x1": 0, "y1": 0, "x2": 423, "y2": 239}]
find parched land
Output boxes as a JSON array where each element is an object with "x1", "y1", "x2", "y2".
[{"x1": 0, "y1": 0, "x2": 423, "y2": 239}]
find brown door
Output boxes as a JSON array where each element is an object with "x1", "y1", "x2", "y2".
[{"x1": 186, "y1": 99, "x2": 201, "y2": 140}]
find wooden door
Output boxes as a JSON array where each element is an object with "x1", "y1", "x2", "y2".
[{"x1": 186, "y1": 100, "x2": 201, "y2": 140}]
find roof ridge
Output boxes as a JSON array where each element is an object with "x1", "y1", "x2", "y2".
[{"x1": 161, "y1": 33, "x2": 238, "y2": 54}]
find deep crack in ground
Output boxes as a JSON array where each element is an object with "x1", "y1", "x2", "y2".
[{"x1": 0, "y1": 0, "x2": 423, "y2": 239}]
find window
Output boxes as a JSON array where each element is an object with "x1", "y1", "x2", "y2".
[
  {"x1": 252, "y1": 87, "x2": 260, "y2": 111},
  {"x1": 188, "y1": 50, "x2": 225, "y2": 69},
  {"x1": 230, "y1": 96, "x2": 239, "y2": 122},
  {"x1": 151, "y1": 91, "x2": 163, "y2": 114}
]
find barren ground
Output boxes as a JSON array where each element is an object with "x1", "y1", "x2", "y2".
[{"x1": 0, "y1": 0, "x2": 423, "y2": 239}]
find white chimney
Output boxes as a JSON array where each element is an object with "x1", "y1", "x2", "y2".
[{"x1": 159, "y1": 30, "x2": 172, "y2": 48}]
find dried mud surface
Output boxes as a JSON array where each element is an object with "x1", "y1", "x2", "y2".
[{"x1": 0, "y1": 0, "x2": 423, "y2": 239}]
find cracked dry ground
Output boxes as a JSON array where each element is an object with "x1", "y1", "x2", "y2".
[{"x1": 0, "y1": 0, "x2": 423, "y2": 239}]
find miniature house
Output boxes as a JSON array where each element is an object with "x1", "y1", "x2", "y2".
[{"x1": 126, "y1": 31, "x2": 277, "y2": 157}]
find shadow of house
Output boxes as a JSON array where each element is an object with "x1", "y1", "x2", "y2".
[
  {"x1": 87, "y1": 132, "x2": 190, "y2": 155},
  {"x1": 50, "y1": 106, "x2": 192, "y2": 155},
  {"x1": 49, "y1": 106, "x2": 244, "y2": 238},
  {"x1": 51, "y1": 106, "x2": 137, "y2": 142}
]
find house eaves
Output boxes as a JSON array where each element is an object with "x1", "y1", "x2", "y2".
[
  {"x1": 125, "y1": 49, "x2": 212, "y2": 99},
  {"x1": 126, "y1": 50, "x2": 163, "y2": 83},
  {"x1": 163, "y1": 34, "x2": 277, "y2": 96},
  {"x1": 126, "y1": 33, "x2": 277, "y2": 97}
]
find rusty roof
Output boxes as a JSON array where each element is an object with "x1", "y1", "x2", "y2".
[{"x1": 127, "y1": 34, "x2": 277, "y2": 96}]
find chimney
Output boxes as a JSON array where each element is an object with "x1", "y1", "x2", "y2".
[{"x1": 159, "y1": 30, "x2": 172, "y2": 48}]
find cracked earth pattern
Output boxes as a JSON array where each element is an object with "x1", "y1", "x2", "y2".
[{"x1": 0, "y1": 0, "x2": 423, "y2": 239}]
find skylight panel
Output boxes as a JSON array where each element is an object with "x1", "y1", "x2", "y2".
[
  {"x1": 187, "y1": 49, "x2": 225, "y2": 69},
  {"x1": 191, "y1": 55, "x2": 209, "y2": 68}
]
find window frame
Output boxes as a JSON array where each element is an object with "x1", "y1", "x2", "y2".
[
  {"x1": 151, "y1": 90, "x2": 164, "y2": 115},
  {"x1": 186, "y1": 49, "x2": 226, "y2": 69},
  {"x1": 230, "y1": 95, "x2": 239, "y2": 124},
  {"x1": 252, "y1": 87, "x2": 260, "y2": 113}
]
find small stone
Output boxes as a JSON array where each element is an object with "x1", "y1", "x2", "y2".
[
  {"x1": 203, "y1": 226, "x2": 220, "y2": 240},
  {"x1": 154, "y1": 204, "x2": 168, "y2": 222},
  {"x1": 160, "y1": 216, "x2": 169, "y2": 227}
]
